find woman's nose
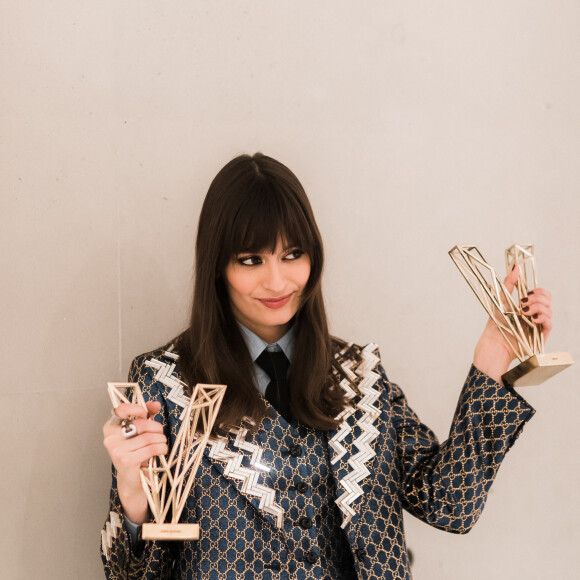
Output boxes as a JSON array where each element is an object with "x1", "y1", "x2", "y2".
[{"x1": 262, "y1": 261, "x2": 286, "y2": 292}]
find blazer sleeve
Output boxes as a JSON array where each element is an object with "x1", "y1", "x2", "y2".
[
  {"x1": 387, "y1": 364, "x2": 535, "y2": 534},
  {"x1": 100, "y1": 355, "x2": 175, "y2": 579}
]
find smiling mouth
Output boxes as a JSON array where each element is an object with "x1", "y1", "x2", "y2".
[{"x1": 257, "y1": 293, "x2": 294, "y2": 309}]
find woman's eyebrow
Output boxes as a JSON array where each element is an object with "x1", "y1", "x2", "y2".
[{"x1": 282, "y1": 242, "x2": 301, "y2": 251}]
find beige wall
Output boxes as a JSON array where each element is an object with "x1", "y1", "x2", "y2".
[{"x1": 2, "y1": 1, "x2": 579, "y2": 578}]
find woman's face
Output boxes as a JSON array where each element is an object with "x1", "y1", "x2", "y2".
[{"x1": 224, "y1": 238, "x2": 311, "y2": 343}]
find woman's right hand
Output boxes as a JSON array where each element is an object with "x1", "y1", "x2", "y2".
[{"x1": 103, "y1": 401, "x2": 168, "y2": 524}]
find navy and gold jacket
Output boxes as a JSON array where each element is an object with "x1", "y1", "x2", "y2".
[{"x1": 101, "y1": 341, "x2": 534, "y2": 579}]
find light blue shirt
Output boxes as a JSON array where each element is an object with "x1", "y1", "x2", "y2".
[{"x1": 237, "y1": 323, "x2": 296, "y2": 395}]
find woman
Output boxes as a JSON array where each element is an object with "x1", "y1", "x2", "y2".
[{"x1": 101, "y1": 153, "x2": 552, "y2": 579}]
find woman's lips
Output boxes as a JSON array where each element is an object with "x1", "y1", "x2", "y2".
[{"x1": 257, "y1": 293, "x2": 293, "y2": 309}]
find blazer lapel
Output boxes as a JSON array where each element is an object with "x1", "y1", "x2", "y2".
[
  {"x1": 147, "y1": 342, "x2": 382, "y2": 534},
  {"x1": 327, "y1": 343, "x2": 383, "y2": 530},
  {"x1": 204, "y1": 418, "x2": 285, "y2": 531},
  {"x1": 144, "y1": 348, "x2": 285, "y2": 532}
]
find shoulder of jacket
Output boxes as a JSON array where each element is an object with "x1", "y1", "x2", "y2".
[
  {"x1": 331, "y1": 338, "x2": 385, "y2": 394},
  {"x1": 130, "y1": 340, "x2": 179, "y2": 367},
  {"x1": 332, "y1": 337, "x2": 382, "y2": 367},
  {"x1": 330, "y1": 339, "x2": 390, "y2": 413},
  {"x1": 129, "y1": 340, "x2": 184, "y2": 389}
]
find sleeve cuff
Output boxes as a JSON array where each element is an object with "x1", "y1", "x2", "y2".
[{"x1": 122, "y1": 514, "x2": 145, "y2": 556}]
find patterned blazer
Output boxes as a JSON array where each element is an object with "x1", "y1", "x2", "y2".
[{"x1": 101, "y1": 341, "x2": 534, "y2": 580}]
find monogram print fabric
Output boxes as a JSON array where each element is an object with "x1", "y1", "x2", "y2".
[{"x1": 101, "y1": 342, "x2": 534, "y2": 579}]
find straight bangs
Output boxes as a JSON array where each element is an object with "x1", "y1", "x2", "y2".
[
  {"x1": 181, "y1": 152, "x2": 347, "y2": 433},
  {"x1": 219, "y1": 178, "x2": 319, "y2": 271}
]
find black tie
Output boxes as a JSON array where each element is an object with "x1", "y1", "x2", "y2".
[{"x1": 256, "y1": 350, "x2": 292, "y2": 422}]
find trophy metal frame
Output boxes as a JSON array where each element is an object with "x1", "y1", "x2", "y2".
[
  {"x1": 449, "y1": 244, "x2": 573, "y2": 386},
  {"x1": 108, "y1": 381, "x2": 226, "y2": 540}
]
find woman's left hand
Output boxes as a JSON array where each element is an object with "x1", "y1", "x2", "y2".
[{"x1": 472, "y1": 265, "x2": 553, "y2": 384}]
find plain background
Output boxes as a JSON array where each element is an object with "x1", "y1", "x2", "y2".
[{"x1": 2, "y1": 1, "x2": 579, "y2": 578}]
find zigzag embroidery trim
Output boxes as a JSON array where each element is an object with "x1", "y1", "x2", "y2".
[
  {"x1": 329, "y1": 378, "x2": 357, "y2": 465},
  {"x1": 333, "y1": 343, "x2": 381, "y2": 528},
  {"x1": 328, "y1": 345, "x2": 360, "y2": 464},
  {"x1": 145, "y1": 349, "x2": 190, "y2": 420},
  {"x1": 140, "y1": 352, "x2": 284, "y2": 528},
  {"x1": 101, "y1": 511, "x2": 122, "y2": 562},
  {"x1": 207, "y1": 428, "x2": 285, "y2": 529}
]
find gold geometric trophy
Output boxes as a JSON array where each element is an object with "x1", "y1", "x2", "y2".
[
  {"x1": 107, "y1": 381, "x2": 226, "y2": 540},
  {"x1": 449, "y1": 244, "x2": 573, "y2": 386}
]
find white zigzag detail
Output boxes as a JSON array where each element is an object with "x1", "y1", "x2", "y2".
[
  {"x1": 163, "y1": 347, "x2": 179, "y2": 360},
  {"x1": 101, "y1": 511, "x2": 122, "y2": 561},
  {"x1": 141, "y1": 351, "x2": 284, "y2": 526},
  {"x1": 139, "y1": 351, "x2": 287, "y2": 528},
  {"x1": 329, "y1": 377, "x2": 358, "y2": 464},
  {"x1": 145, "y1": 347, "x2": 286, "y2": 528},
  {"x1": 145, "y1": 354, "x2": 191, "y2": 420},
  {"x1": 334, "y1": 343, "x2": 382, "y2": 528},
  {"x1": 338, "y1": 356, "x2": 358, "y2": 382},
  {"x1": 329, "y1": 405, "x2": 355, "y2": 465},
  {"x1": 208, "y1": 428, "x2": 284, "y2": 529},
  {"x1": 329, "y1": 349, "x2": 359, "y2": 464}
]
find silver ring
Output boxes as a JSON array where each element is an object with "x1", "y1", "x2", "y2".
[{"x1": 121, "y1": 419, "x2": 137, "y2": 439}]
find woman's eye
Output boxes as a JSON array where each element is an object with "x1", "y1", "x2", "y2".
[
  {"x1": 284, "y1": 249, "x2": 305, "y2": 261},
  {"x1": 237, "y1": 255, "x2": 262, "y2": 266}
]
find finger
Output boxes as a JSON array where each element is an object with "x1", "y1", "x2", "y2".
[
  {"x1": 104, "y1": 418, "x2": 164, "y2": 438},
  {"x1": 113, "y1": 403, "x2": 150, "y2": 420},
  {"x1": 527, "y1": 287, "x2": 551, "y2": 299},
  {"x1": 103, "y1": 410, "x2": 164, "y2": 439},
  {"x1": 528, "y1": 287, "x2": 551, "y2": 295},
  {"x1": 522, "y1": 295, "x2": 552, "y2": 310},
  {"x1": 523, "y1": 288, "x2": 553, "y2": 343},
  {"x1": 522, "y1": 303, "x2": 552, "y2": 319},
  {"x1": 105, "y1": 416, "x2": 165, "y2": 442},
  {"x1": 123, "y1": 432, "x2": 167, "y2": 451},
  {"x1": 503, "y1": 264, "x2": 520, "y2": 295},
  {"x1": 130, "y1": 443, "x2": 169, "y2": 465},
  {"x1": 522, "y1": 288, "x2": 552, "y2": 305},
  {"x1": 108, "y1": 441, "x2": 169, "y2": 471},
  {"x1": 145, "y1": 401, "x2": 162, "y2": 418},
  {"x1": 105, "y1": 432, "x2": 168, "y2": 459},
  {"x1": 532, "y1": 312, "x2": 552, "y2": 325},
  {"x1": 119, "y1": 435, "x2": 168, "y2": 459},
  {"x1": 132, "y1": 417, "x2": 164, "y2": 434}
]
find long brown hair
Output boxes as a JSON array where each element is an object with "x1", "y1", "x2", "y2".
[{"x1": 176, "y1": 153, "x2": 348, "y2": 431}]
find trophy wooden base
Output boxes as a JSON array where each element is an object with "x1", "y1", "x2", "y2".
[
  {"x1": 142, "y1": 523, "x2": 200, "y2": 541},
  {"x1": 502, "y1": 352, "x2": 574, "y2": 387}
]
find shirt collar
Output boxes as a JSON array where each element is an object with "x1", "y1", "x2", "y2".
[{"x1": 238, "y1": 323, "x2": 296, "y2": 362}]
